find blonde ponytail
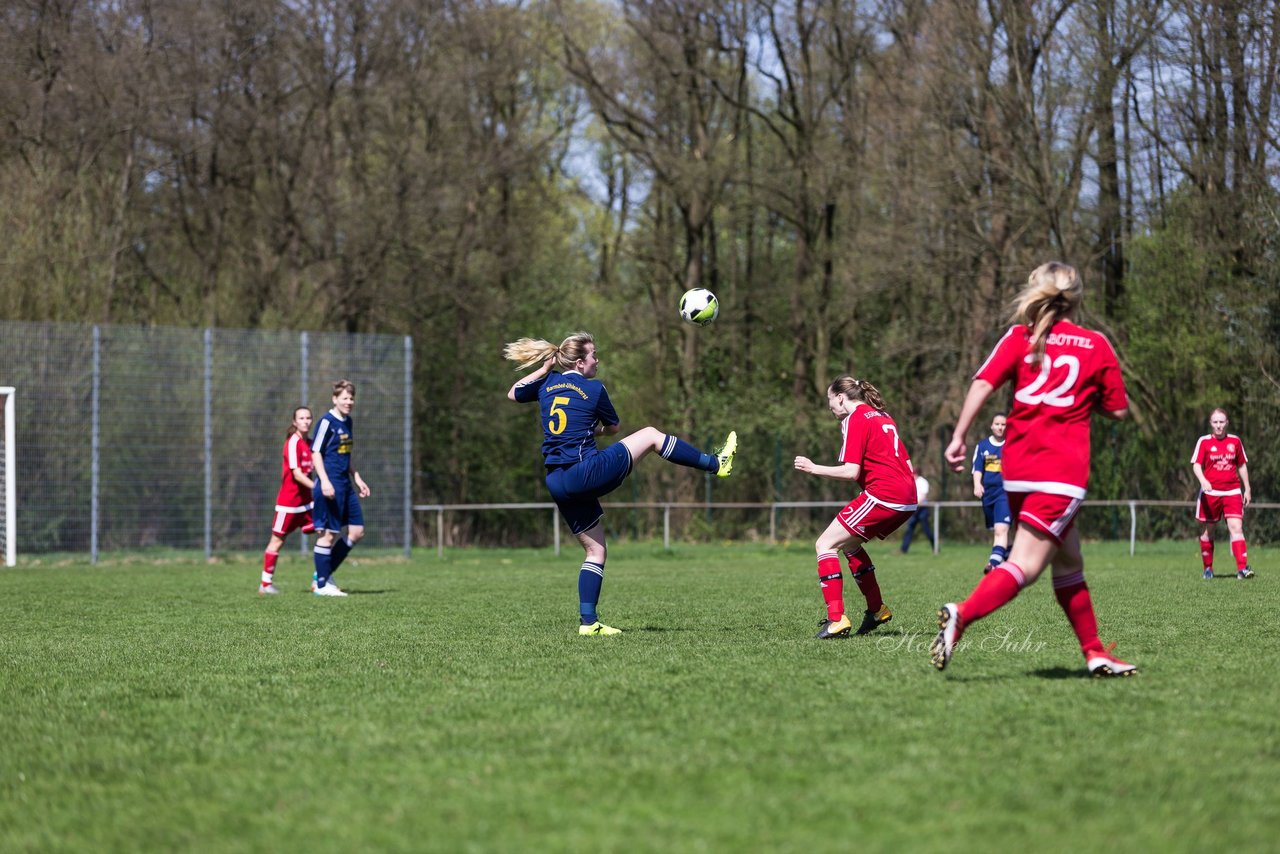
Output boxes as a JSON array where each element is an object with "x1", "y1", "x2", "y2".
[
  {"x1": 503, "y1": 332, "x2": 596, "y2": 372},
  {"x1": 1011, "y1": 262, "x2": 1083, "y2": 363}
]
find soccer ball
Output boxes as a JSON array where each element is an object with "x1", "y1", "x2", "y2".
[{"x1": 679, "y1": 288, "x2": 719, "y2": 326}]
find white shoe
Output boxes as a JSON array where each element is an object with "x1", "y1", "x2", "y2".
[
  {"x1": 313, "y1": 582, "x2": 347, "y2": 597},
  {"x1": 258, "y1": 584, "x2": 279, "y2": 595},
  {"x1": 930, "y1": 603, "x2": 962, "y2": 671}
]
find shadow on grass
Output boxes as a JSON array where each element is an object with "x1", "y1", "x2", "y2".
[
  {"x1": 1028, "y1": 666, "x2": 1087, "y2": 680},
  {"x1": 345, "y1": 589, "x2": 396, "y2": 595}
]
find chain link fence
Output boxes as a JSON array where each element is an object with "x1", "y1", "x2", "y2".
[{"x1": 1, "y1": 321, "x2": 411, "y2": 561}]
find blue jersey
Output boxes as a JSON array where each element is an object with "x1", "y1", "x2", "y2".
[
  {"x1": 971, "y1": 437, "x2": 1005, "y2": 492},
  {"x1": 513, "y1": 370, "x2": 620, "y2": 466},
  {"x1": 312, "y1": 411, "x2": 354, "y2": 482}
]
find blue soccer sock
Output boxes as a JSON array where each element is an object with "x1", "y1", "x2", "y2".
[
  {"x1": 313, "y1": 543, "x2": 334, "y2": 587},
  {"x1": 989, "y1": 544, "x2": 1009, "y2": 566},
  {"x1": 578, "y1": 561, "x2": 605, "y2": 624},
  {"x1": 659, "y1": 434, "x2": 717, "y2": 472},
  {"x1": 330, "y1": 536, "x2": 354, "y2": 571}
]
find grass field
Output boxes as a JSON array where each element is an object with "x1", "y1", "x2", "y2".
[{"x1": 2, "y1": 541, "x2": 1277, "y2": 852}]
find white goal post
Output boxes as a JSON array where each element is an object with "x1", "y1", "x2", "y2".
[{"x1": 1, "y1": 387, "x2": 13, "y2": 567}]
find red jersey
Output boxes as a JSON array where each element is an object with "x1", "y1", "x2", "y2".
[
  {"x1": 838, "y1": 403, "x2": 917, "y2": 508},
  {"x1": 974, "y1": 320, "x2": 1127, "y2": 496},
  {"x1": 1191, "y1": 434, "x2": 1247, "y2": 494},
  {"x1": 275, "y1": 433, "x2": 314, "y2": 511}
]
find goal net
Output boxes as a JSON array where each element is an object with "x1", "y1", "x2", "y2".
[{"x1": 1, "y1": 387, "x2": 13, "y2": 566}]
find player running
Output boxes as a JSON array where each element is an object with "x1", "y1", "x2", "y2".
[
  {"x1": 311, "y1": 380, "x2": 372, "y2": 597},
  {"x1": 972, "y1": 413, "x2": 1011, "y2": 574},
  {"x1": 794, "y1": 376, "x2": 916, "y2": 639},
  {"x1": 935, "y1": 262, "x2": 1137, "y2": 677},
  {"x1": 1191, "y1": 408, "x2": 1254, "y2": 579},
  {"x1": 504, "y1": 332, "x2": 737, "y2": 636},
  {"x1": 259, "y1": 406, "x2": 316, "y2": 594}
]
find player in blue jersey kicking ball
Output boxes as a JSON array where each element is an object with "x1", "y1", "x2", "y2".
[
  {"x1": 311, "y1": 380, "x2": 372, "y2": 597},
  {"x1": 505, "y1": 332, "x2": 737, "y2": 636}
]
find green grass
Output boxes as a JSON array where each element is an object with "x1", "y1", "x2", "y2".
[{"x1": 1, "y1": 541, "x2": 1277, "y2": 852}]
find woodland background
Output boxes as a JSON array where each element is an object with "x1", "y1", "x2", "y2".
[{"x1": 2, "y1": 0, "x2": 1278, "y2": 544}]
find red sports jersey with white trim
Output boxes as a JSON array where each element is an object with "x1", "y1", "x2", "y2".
[
  {"x1": 974, "y1": 321, "x2": 1127, "y2": 495},
  {"x1": 1191, "y1": 434, "x2": 1247, "y2": 493},
  {"x1": 838, "y1": 403, "x2": 916, "y2": 507},
  {"x1": 275, "y1": 433, "x2": 314, "y2": 510}
]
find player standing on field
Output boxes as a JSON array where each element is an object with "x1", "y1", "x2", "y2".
[
  {"x1": 898, "y1": 471, "x2": 934, "y2": 554},
  {"x1": 972, "y1": 413, "x2": 1011, "y2": 574},
  {"x1": 259, "y1": 406, "x2": 316, "y2": 594},
  {"x1": 795, "y1": 376, "x2": 916, "y2": 639},
  {"x1": 1191, "y1": 408, "x2": 1254, "y2": 580},
  {"x1": 934, "y1": 261, "x2": 1137, "y2": 677},
  {"x1": 505, "y1": 332, "x2": 737, "y2": 636},
  {"x1": 311, "y1": 380, "x2": 372, "y2": 597}
]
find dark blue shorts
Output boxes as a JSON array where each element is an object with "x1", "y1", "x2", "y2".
[
  {"x1": 313, "y1": 481, "x2": 364, "y2": 533},
  {"x1": 545, "y1": 444, "x2": 634, "y2": 535},
  {"x1": 983, "y1": 491, "x2": 1011, "y2": 529}
]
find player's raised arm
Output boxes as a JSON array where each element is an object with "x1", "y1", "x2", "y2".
[{"x1": 946, "y1": 379, "x2": 995, "y2": 470}]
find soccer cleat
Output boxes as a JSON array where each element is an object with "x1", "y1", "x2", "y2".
[
  {"x1": 983, "y1": 560, "x2": 998, "y2": 575},
  {"x1": 313, "y1": 582, "x2": 347, "y2": 597},
  {"x1": 855, "y1": 604, "x2": 893, "y2": 635},
  {"x1": 714, "y1": 431, "x2": 738, "y2": 478},
  {"x1": 579, "y1": 621, "x2": 622, "y2": 636},
  {"x1": 258, "y1": 584, "x2": 280, "y2": 595},
  {"x1": 1086, "y1": 644, "x2": 1138, "y2": 678},
  {"x1": 930, "y1": 603, "x2": 962, "y2": 671},
  {"x1": 1237, "y1": 566, "x2": 1254, "y2": 579},
  {"x1": 1203, "y1": 568, "x2": 1214, "y2": 580},
  {"x1": 814, "y1": 614, "x2": 853, "y2": 639}
]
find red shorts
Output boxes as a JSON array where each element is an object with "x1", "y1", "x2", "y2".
[
  {"x1": 835, "y1": 494, "x2": 913, "y2": 542},
  {"x1": 271, "y1": 508, "x2": 315, "y2": 537},
  {"x1": 1008, "y1": 491, "x2": 1083, "y2": 544},
  {"x1": 1196, "y1": 492, "x2": 1243, "y2": 523}
]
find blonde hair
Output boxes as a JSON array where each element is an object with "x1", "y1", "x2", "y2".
[
  {"x1": 332, "y1": 379, "x2": 356, "y2": 399},
  {"x1": 503, "y1": 332, "x2": 595, "y2": 372},
  {"x1": 828, "y1": 375, "x2": 887, "y2": 411},
  {"x1": 1011, "y1": 262, "x2": 1083, "y2": 363}
]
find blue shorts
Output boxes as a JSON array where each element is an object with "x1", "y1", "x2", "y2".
[
  {"x1": 545, "y1": 444, "x2": 634, "y2": 535},
  {"x1": 983, "y1": 491, "x2": 1011, "y2": 529},
  {"x1": 313, "y1": 481, "x2": 364, "y2": 533}
]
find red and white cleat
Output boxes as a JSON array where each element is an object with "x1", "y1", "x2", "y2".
[{"x1": 1086, "y1": 643, "x2": 1138, "y2": 678}]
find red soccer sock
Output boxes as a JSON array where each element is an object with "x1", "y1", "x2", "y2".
[
  {"x1": 1199, "y1": 536, "x2": 1214, "y2": 570},
  {"x1": 1231, "y1": 537, "x2": 1249, "y2": 570},
  {"x1": 262, "y1": 550, "x2": 278, "y2": 586},
  {"x1": 1052, "y1": 571, "x2": 1102, "y2": 655},
  {"x1": 853, "y1": 568, "x2": 883, "y2": 613},
  {"x1": 959, "y1": 562, "x2": 1026, "y2": 624},
  {"x1": 844, "y1": 546, "x2": 881, "y2": 612},
  {"x1": 817, "y1": 552, "x2": 845, "y2": 621}
]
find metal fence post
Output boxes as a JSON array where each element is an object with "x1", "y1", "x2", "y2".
[
  {"x1": 553, "y1": 510, "x2": 560, "y2": 556},
  {"x1": 437, "y1": 507, "x2": 444, "y2": 559},
  {"x1": 91, "y1": 326, "x2": 100, "y2": 565},
  {"x1": 1129, "y1": 500, "x2": 1137, "y2": 556},
  {"x1": 664, "y1": 504, "x2": 670, "y2": 550},
  {"x1": 300, "y1": 331, "x2": 309, "y2": 556},
  {"x1": 203, "y1": 328, "x2": 213, "y2": 561},
  {"x1": 404, "y1": 336, "x2": 413, "y2": 558},
  {"x1": 932, "y1": 502, "x2": 940, "y2": 554},
  {"x1": 770, "y1": 503, "x2": 777, "y2": 545}
]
